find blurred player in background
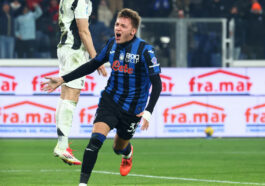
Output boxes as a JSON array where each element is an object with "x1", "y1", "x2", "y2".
[
  {"x1": 53, "y1": 0, "x2": 107, "y2": 165},
  {"x1": 42, "y1": 8, "x2": 162, "y2": 185}
]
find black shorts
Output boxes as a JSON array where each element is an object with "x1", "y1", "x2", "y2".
[{"x1": 94, "y1": 91, "x2": 141, "y2": 140}]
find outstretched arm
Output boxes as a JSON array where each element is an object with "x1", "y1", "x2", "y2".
[
  {"x1": 41, "y1": 76, "x2": 65, "y2": 93},
  {"x1": 137, "y1": 74, "x2": 162, "y2": 130},
  {"x1": 41, "y1": 58, "x2": 104, "y2": 93},
  {"x1": 62, "y1": 58, "x2": 103, "y2": 82}
]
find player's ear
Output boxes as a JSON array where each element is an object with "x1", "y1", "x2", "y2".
[{"x1": 131, "y1": 28, "x2": 136, "y2": 36}]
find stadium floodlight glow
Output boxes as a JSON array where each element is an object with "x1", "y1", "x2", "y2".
[{"x1": 160, "y1": 36, "x2": 170, "y2": 44}]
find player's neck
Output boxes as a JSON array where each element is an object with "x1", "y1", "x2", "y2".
[{"x1": 117, "y1": 36, "x2": 136, "y2": 48}]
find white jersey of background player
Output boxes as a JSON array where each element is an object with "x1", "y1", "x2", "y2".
[{"x1": 53, "y1": 0, "x2": 107, "y2": 165}]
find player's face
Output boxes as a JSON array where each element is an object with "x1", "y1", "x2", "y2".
[{"x1": 114, "y1": 17, "x2": 136, "y2": 44}]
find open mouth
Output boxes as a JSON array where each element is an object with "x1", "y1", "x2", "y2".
[{"x1": 116, "y1": 33, "x2": 121, "y2": 39}]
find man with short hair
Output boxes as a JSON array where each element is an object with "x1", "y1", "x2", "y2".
[
  {"x1": 14, "y1": 3, "x2": 42, "y2": 58},
  {"x1": 53, "y1": 0, "x2": 107, "y2": 166},
  {"x1": 42, "y1": 8, "x2": 162, "y2": 185}
]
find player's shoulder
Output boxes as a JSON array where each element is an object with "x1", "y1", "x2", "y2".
[
  {"x1": 60, "y1": 0, "x2": 76, "y2": 10},
  {"x1": 135, "y1": 37, "x2": 153, "y2": 50},
  {"x1": 135, "y1": 37, "x2": 147, "y2": 44},
  {"x1": 64, "y1": 0, "x2": 91, "y2": 10},
  {"x1": 105, "y1": 36, "x2": 116, "y2": 46}
]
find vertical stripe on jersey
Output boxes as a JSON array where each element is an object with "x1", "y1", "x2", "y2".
[
  {"x1": 69, "y1": 20, "x2": 81, "y2": 49},
  {"x1": 71, "y1": 0, "x2": 78, "y2": 11},
  {"x1": 103, "y1": 39, "x2": 115, "y2": 95},
  {"x1": 113, "y1": 48, "x2": 125, "y2": 104},
  {"x1": 107, "y1": 43, "x2": 119, "y2": 99},
  {"x1": 70, "y1": 0, "x2": 81, "y2": 50},
  {"x1": 128, "y1": 41, "x2": 146, "y2": 114},
  {"x1": 110, "y1": 47, "x2": 121, "y2": 101},
  {"x1": 120, "y1": 44, "x2": 132, "y2": 111},
  {"x1": 144, "y1": 49, "x2": 155, "y2": 74},
  {"x1": 121, "y1": 40, "x2": 140, "y2": 111},
  {"x1": 60, "y1": 31, "x2": 67, "y2": 45}
]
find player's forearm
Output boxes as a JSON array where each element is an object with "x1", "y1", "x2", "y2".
[
  {"x1": 62, "y1": 59, "x2": 103, "y2": 83},
  {"x1": 145, "y1": 74, "x2": 162, "y2": 114},
  {"x1": 79, "y1": 30, "x2": 97, "y2": 58}
]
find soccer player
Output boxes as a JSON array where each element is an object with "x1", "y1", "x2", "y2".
[
  {"x1": 42, "y1": 8, "x2": 162, "y2": 185},
  {"x1": 54, "y1": 0, "x2": 107, "y2": 165}
]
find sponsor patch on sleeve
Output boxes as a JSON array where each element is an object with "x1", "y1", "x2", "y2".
[{"x1": 151, "y1": 57, "x2": 157, "y2": 65}]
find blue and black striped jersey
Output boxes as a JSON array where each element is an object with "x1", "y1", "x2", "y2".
[{"x1": 94, "y1": 36, "x2": 161, "y2": 114}]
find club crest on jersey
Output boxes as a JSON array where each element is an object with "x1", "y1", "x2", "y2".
[
  {"x1": 125, "y1": 53, "x2": 140, "y2": 64},
  {"x1": 119, "y1": 53, "x2": 125, "y2": 61}
]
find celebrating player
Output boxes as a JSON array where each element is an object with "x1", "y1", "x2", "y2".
[{"x1": 42, "y1": 8, "x2": 162, "y2": 185}]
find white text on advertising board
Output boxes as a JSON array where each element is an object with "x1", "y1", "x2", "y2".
[
  {"x1": 160, "y1": 74, "x2": 175, "y2": 95},
  {"x1": 0, "y1": 73, "x2": 18, "y2": 94},
  {"x1": 162, "y1": 101, "x2": 226, "y2": 134},
  {"x1": 245, "y1": 103, "x2": 265, "y2": 133},
  {"x1": 189, "y1": 69, "x2": 252, "y2": 95},
  {"x1": 0, "y1": 101, "x2": 56, "y2": 125}
]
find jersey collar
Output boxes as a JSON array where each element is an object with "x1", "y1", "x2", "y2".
[{"x1": 117, "y1": 36, "x2": 137, "y2": 49}]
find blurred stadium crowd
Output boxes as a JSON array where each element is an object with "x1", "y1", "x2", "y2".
[{"x1": 0, "y1": 0, "x2": 265, "y2": 65}]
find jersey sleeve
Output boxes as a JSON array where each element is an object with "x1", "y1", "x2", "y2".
[
  {"x1": 74, "y1": 0, "x2": 92, "y2": 19},
  {"x1": 143, "y1": 45, "x2": 161, "y2": 76}
]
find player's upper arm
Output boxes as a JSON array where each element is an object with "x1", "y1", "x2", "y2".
[
  {"x1": 76, "y1": 18, "x2": 89, "y2": 34},
  {"x1": 143, "y1": 45, "x2": 161, "y2": 75},
  {"x1": 74, "y1": 0, "x2": 91, "y2": 33}
]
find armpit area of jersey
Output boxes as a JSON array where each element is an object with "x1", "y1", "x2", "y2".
[{"x1": 62, "y1": 59, "x2": 103, "y2": 83}]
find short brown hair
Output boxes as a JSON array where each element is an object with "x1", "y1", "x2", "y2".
[{"x1": 117, "y1": 8, "x2": 141, "y2": 29}]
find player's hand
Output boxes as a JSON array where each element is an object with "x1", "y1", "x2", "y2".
[
  {"x1": 41, "y1": 76, "x2": 65, "y2": 93},
  {"x1": 136, "y1": 112, "x2": 149, "y2": 130},
  {"x1": 97, "y1": 65, "x2": 107, "y2": 77}
]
